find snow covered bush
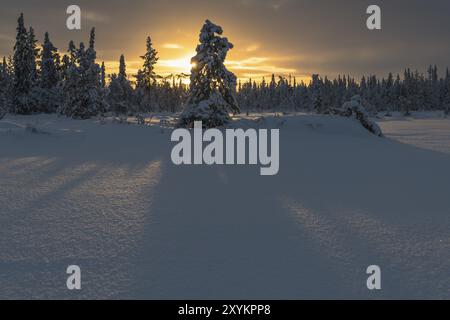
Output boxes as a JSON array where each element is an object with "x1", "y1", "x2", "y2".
[
  {"x1": 334, "y1": 95, "x2": 383, "y2": 137},
  {"x1": 178, "y1": 20, "x2": 239, "y2": 128}
]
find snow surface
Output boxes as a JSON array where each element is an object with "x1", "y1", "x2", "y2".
[
  {"x1": 0, "y1": 113, "x2": 449, "y2": 299},
  {"x1": 378, "y1": 113, "x2": 450, "y2": 155}
]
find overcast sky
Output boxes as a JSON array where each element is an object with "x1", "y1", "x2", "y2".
[{"x1": 1, "y1": 0, "x2": 449, "y2": 81}]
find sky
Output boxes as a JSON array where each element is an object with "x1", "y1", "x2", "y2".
[{"x1": 1, "y1": 0, "x2": 450, "y2": 83}]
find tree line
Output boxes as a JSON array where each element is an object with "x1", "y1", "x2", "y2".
[
  {"x1": 0, "y1": 14, "x2": 188, "y2": 119},
  {"x1": 237, "y1": 69, "x2": 450, "y2": 115}
]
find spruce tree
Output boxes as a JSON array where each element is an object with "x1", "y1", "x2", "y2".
[
  {"x1": 27, "y1": 27, "x2": 40, "y2": 83},
  {"x1": 136, "y1": 37, "x2": 158, "y2": 89},
  {"x1": 118, "y1": 54, "x2": 127, "y2": 81},
  {"x1": 12, "y1": 13, "x2": 34, "y2": 114},
  {"x1": 40, "y1": 32, "x2": 59, "y2": 89},
  {"x1": 38, "y1": 32, "x2": 61, "y2": 113},
  {"x1": 0, "y1": 57, "x2": 11, "y2": 118},
  {"x1": 179, "y1": 20, "x2": 239, "y2": 128},
  {"x1": 101, "y1": 62, "x2": 106, "y2": 88},
  {"x1": 108, "y1": 54, "x2": 133, "y2": 115},
  {"x1": 133, "y1": 36, "x2": 159, "y2": 113}
]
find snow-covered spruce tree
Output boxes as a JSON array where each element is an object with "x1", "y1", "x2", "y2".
[
  {"x1": 134, "y1": 37, "x2": 159, "y2": 113},
  {"x1": 108, "y1": 54, "x2": 133, "y2": 115},
  {"x1": 37, "y1": 32, "x2": 61, "y2": 113},
  {"x1": 27, "y1": 27, "x2": 40, "y2": 83},
  {"x1": 178, "y1": 20, "x2": 239, "y2": 128},
  {"x1": 311, "y1": 74, "x2": 330, "y2": 114},
  {"x1": 12, "y1": 14, "x2": 38, "y2": 114},
  {"x1": 0, "y1": 57, "x2": 12, "y2": 118},
  {"x1": 60, "y1": 29, "x2": 108, "y2": 119},
  {"x1": 335, "y1": 95, "x2": 383, "y2": 137},
  {"x1": 101, "y1": 62, "x2": 106, "y2": 88},
  {"x1": 136, "y1": 37, "x2": 158, "y2": 89}
]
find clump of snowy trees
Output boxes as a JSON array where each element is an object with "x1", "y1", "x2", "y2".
[
  {"x1": 1, "y1": 13, "x2": 450, "y2": 122},
  {"x1": 59, "y1": 29, "x2": 108, "y2": 119},
  {"x1": 0, "y1": 14, "x2": 188, "y2": 119}
]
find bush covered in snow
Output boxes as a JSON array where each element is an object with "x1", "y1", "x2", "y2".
[{"x1": 334, "y1": 95, "x2": 383, "y2": 137}]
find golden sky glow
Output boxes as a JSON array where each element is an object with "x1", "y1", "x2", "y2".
[
  {"x1": 100, "y1": 27, "x2": 311, "y2": 85},
  {"x1": 102, "y1": 42, "x2": 310, "y2": 85}
]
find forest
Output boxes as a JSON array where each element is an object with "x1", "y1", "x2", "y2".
[{"x1": 1, "y1": 13, "x2": 450, "y2": 121}]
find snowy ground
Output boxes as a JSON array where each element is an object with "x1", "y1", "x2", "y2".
[
  {"x1": 0, "y1": 112, "x2": 449, "y2": 299},
  {"x1": 378, "y1": 112, "x2": 450, "y2": 155}
]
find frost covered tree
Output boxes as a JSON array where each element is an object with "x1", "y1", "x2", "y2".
[
  {"x1": 0, "y1": 57, "x2": 10, "y2": 118},
  {"x1": 178, "y1": 19, "x2": 239, "y2": 128},
  {"x1": 12, "y1": 14, "x2": 38, "y2": 114},
  {"x1": 311, "y1": 74, "x2": 329, "y2": 114},
  {"x1": 108, "y1": 54, "x2": 133, "y2": 115},
  {"x1": 134, "y1": 36, "x2": 159, "y2": 112},
  {"x1": 135, "y1": 37, "x2": 158, "y2": 89},
  {"x1": 101, "y1": 62, "x2": 106, "y2": 88},
  {"x1": 40, "y1": 32, "x2": 59, "y2": 89},
  {"x1": 27, "y1": 27, "x2": 40, "y2": 84},
  {"x1": 0, "y1": 56, "x2": 13, "y2": 117},
  {"x1": 37, "y1": 32, "x2": 61, "y2": 113}
]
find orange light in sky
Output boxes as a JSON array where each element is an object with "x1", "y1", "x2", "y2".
[{"x1": 100, "y1": 37, "x2": 311, "y2": 85}]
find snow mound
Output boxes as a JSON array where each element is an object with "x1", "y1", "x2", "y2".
[{"x1": 230, "y1": 113, "x2": 382, "y2": 139}]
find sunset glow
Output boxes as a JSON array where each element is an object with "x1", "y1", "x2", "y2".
[{"x1": 103, "y1": 48, "x2": 308, "y2": 84}]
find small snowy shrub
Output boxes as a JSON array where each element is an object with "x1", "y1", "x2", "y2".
[
  {"x1": 136, "y1": 114, "x2": 145, "y2": 125},
  {"x1": 335, "y1": 95, "x2": 383, "y2": 137}
]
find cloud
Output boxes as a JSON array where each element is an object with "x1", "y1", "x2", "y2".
[
  {"x1": 0, "y1": 34, "x2": 14, "y2": 45},
  {"x1": 226, "y1": 56, "x2": 297, "y2": 76},
  {"x1": 83, "y1": 11, "x2": 110, "y2": 23},
  {"x1": 240, "y1": 0, "x2": 290, "y2": 10},
  {"x1": 246, "y1": 44, "x2": 260, "y2": 52},
  {"x1": 163, "y1": 43, "x2": 184, "y2": 49}
]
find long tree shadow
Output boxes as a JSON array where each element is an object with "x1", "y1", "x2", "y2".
[
  {"x1": 275, "y1": 134, "x2": 450, "y2": 299},
  {"x1": 129, "y1": 157, "x2": 359, "y2": 299},
  {"x1": 0, "y1": 156, "x2": 164, "y2": 299}
]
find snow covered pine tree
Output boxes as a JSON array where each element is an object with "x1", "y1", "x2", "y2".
[
  {"x1": 0, "y1": 57, "x2": 11, "y2": 119},
  {"x1": 12, "y1": 14, "x2": 39, "y2": 114},
  {"x1": 178, "y1": 20, "x2": 239, "y2": 128},
  {"x1": 134, "y1": 37, "x2": 159, "y2": 113},
  {"x1": 108, "y1": 54, "x2": 133, "y2": 115},
  {"x1": 37, "y1": 32, "x2": 61, "y2": 113}
]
